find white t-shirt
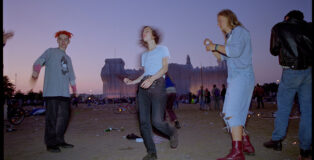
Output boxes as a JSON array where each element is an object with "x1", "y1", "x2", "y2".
[{"x1": 141, "y1": 45, "x2": 170, "y2": 76}]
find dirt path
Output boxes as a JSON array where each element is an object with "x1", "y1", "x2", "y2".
[{"x1": 4, "y1": 103, "x2": 300, "y2": 160}]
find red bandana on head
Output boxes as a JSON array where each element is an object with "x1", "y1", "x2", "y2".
[{"x1": 55, "y1": 30, "x2": 73, "y2": 39}]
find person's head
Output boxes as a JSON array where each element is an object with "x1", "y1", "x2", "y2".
[
  {"x1": 257, "y1": 83, "x2": 260, "y2": 87},
  {"x1": 213, "y1": 84, "x2": 216, "y2": 88},
  {"x1": 200, "y1": 85, "x2": 203, "y2": 89},
  {"x1": 217, "y1": 9, "x2": 242, "y2": 34},
  {"x1": 284, "y1": 10, "x2": 304, "y2": 21},
  {"x1": 55, "y1": 30, "x2": 73, "y2": 51},
  {"x1": 140, "y1": 26, "x2": 161, "y2": 49},
  {"x1": 222, "y1": 84, "x2": 225, "y2": 88}
]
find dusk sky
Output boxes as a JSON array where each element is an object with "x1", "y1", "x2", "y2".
[{"x1": 3, "y1": 0, "x2": 312, "y2": 94}]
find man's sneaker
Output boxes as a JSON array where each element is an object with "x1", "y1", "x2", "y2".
[
  {"x1": 142, "y1": 153, "x2": 157, "y2": 160},
  {"x1": 170, "y1": 128, "x2": 178, "y2": 149},
  {"x1": 174, "y1": 121, "x2": 181, "y2": 129},
  {"x1": 263, "y1": 139, "x2": 282, "y2": 151},
  {"x1": 47, "y1": 145, "x2": 61, "y2": 153},
  {"x1": 59, "y1": 142, "x2": 74, "y2": 148}
]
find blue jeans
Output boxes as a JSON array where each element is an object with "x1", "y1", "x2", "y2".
[{"x1": 272, "y1": 68, "x2": 312, "y2": 150}]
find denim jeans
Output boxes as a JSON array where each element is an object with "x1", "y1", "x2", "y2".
[
  {"x1": 272, "y1": 68, "x2": 312, "y2": 150},
  {"x1": 138, "y1": 78, "x2": 175, "y2": 154},
  {"x1": 44, "y1": 97, "x2": 71, "y2": 147}
]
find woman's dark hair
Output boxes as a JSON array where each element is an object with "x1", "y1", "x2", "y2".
[{"x1": 139, "y1": 26, "x2": 162, "y2": 49}]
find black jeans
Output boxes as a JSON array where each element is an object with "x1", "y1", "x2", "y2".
[
  {"x1": 44, "y1": 97, "x2": 71, "y2": 147},
  {"x1": 138, "y1": 77, "x2": 175, "y2": 154}
]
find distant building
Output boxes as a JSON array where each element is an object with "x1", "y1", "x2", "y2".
[
  {"x1": 101, "y1": 55, "x2": 227, "y2": 98},
  {"x1": 101, "y1": 59, "x2": 143, "y2": 98}
]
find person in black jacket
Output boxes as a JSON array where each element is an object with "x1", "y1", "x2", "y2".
[{"x1": 263, "y1": 10, "x2": 312, "y2": 160}]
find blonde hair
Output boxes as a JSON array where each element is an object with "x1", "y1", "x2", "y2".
[{"x1": 218, "y1": 9, "x2": 242, "y2": 34}]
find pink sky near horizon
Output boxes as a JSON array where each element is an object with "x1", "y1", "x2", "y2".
[{"x1": 3, "y1": 0, "x2": 312, "y2": 94}]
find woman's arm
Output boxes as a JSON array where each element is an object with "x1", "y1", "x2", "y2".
[
  {"x1": 212, "y1": 51, "x2": 222, "y2": 61},
  {"x1": 124, "y1": 73, "x2": 145, "y2": 85},
  {"x1": 205, "y1": 39, "x2": 226, "y2": 61},
  {"x1": 207, "y1": 28, "x2": 246, "y2": 58},
  {"x1": 206, "y1": 40, "x2": 227, "y2": 56}
]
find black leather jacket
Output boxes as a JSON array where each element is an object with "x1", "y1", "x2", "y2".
[{"x1": 270, "y1": 18, "x2": 312, "y2": 70}]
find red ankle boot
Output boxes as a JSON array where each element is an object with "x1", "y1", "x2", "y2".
[
  {"x1": 242, "y1": 135, "x2": 255, "y2": 155},
  {"x1": 217, "y1": 141, "x2": 245, "y2": 160}
]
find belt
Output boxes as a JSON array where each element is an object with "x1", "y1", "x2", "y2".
[{"x1": 140, "y1": 75, "x2": 164, "y2": 89}]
